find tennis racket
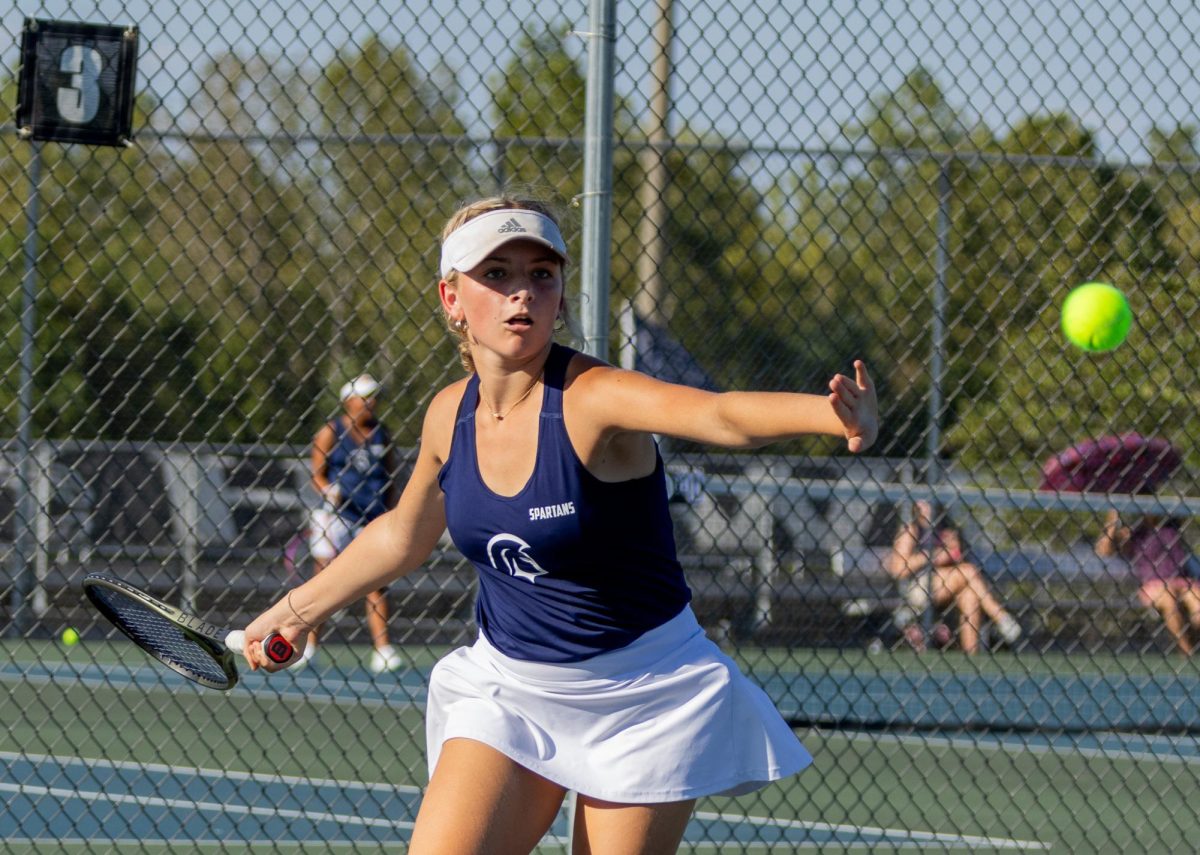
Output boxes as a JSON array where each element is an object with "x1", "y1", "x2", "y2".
[{"x1": 82, "y1": 572, "x2": 295, "y2": 690}]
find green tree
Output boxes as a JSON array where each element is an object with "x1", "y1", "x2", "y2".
[
  {"x1": 315, "y1": 35, "x2": 471, "y2": 440},
  {"x1": 1148, "y1": 123, "x2": 1200, "y2": 277},
  {"x1": 807, "y1": 67, "x2": 990, "y2": 456},
  {"x1": 0, "y1": 75, "x2": 268, "y2": 441},
  {"x1": 490, "y1": 23, "x2": 588, "y2": 198},
  {"x1": 948, "y1": 113, "x2": 1185, "y2": 484},
  {"x1": 165, "y1": 50, "x2": 330, "y2": 442},
  {"x1": 825, "y1": 66, "x2": 1181, "y2": 475}
]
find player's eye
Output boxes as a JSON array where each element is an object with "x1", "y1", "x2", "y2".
[{"x1": 531, "y1": 267, "x2": 554, "y2": 280}]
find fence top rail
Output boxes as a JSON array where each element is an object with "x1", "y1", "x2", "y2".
[
  {"x1": 706, "y1": 474, "x2": 1200, "y2": 517},
  {"x1": 0, "y1": 438, "x2": 310, "y2": 458},
  {"x1": 1, "y1": 439, "x2": 1195, "y2": 516}
]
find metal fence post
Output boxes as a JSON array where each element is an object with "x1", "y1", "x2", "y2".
[
  {"x1": 10, "y1": 141, "x2": 41, "y2": 636},
  {"x1": 578, "y1": 0, "x2": 617, "y2": 361},
  {"x1": 31, "y1": 441, "x2": 52, "y2": 617},
  {"x1": 922, "y1": 157, "x2": 953, "y2": 632}
]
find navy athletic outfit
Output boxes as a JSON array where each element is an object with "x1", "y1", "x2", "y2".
[
  {"x1": 438, "y1": 343, "x2": 692, "y2": 662},
  {"x1": 425, "y1": 343, "x2": 811, "y2": 800},
  {"x1": 326, "y1": 419, "x2": 391, "y2": 524}
]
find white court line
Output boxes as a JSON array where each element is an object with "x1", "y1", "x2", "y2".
[
  {"x1": 2, "y1": 751, "x2": 573, "y2": 849},
  {"x1": 0, "y1": 664, "x2": 428, "y2": 713},
  {"x1": 0, "y1": 750, "x2": 421, "y2": 795},
  {"x1": 694, "y1": 810, "x2": 1051, "y2": 851},
  {"x1": 0, "y1": 781, "x2": 569, "y2": 849},
  {"x1": 684, "y1": 844, "x2": 1016, "y2": 852},
  {"x1": 3, "y1": 751, "x2": 1036, "y2": 850},
  {"x1": 0, "y1": 840, "x2": 411, "y2": 851},
  {"x1": 0, "y1": 780, "x2": 415, "y2": 832},
  {"x1": 818, "y1": 727, "x2": 1200, "y2": 767}
]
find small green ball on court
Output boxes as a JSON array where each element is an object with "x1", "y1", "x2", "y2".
[
  {"x1": 1061, "y1": 282, "x2": 1131, "y2": 352},
  {"x1": 61, "y1": 627, "x2": 80, "y2": 646}
]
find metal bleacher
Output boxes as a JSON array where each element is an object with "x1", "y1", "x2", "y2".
[
  {"x1": 8, "y1": 442, "x2": 1194, "y2": 651},
  {"x1": 0, "y1": 440, "x2": 470, "y2": 646}
]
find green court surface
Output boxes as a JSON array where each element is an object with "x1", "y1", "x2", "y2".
[{"x1": 3, "y1": 640, "x2": 1198, "y2": 852}]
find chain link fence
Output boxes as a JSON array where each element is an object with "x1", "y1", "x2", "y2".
[{"x1": 3, "y1": 0, "x2": 1200, "y2": 850}]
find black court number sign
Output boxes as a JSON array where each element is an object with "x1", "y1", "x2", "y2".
[{"x1": 17, "y1": 19, "x2": 138, "y2": 147}]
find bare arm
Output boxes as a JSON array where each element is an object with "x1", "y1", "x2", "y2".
[
  {"x1": 384, "y1": 444, "x2": 401, "y2": 509},
  {"x1": 310, "y1": 422, "x2": 337, "y2": 498},
  {"x1": 1096, "y1": 509, "x2": 1128, "y2": 557},
  {"x1": 289, "y1": 447, "x2": 445, "y2": 627},
  {"x1": 887, "y1": 522, "x2": 928, "y2": 579},
  {"x1": 245, "y1": 393, "x2": 456, "y2": 669},
  {"x1": 572, "y1": 358, "x2": 878, "y2": 453}
]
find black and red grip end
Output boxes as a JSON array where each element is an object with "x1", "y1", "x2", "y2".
[{"x1": 264, "y1": 633, "x2": 294, "y2": 664}]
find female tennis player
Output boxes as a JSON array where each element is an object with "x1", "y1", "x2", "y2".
[{"x1": 243, "y1": 195, "x2": 878, "y2": 854}]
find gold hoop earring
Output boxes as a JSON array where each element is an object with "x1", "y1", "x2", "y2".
[{"x1": 455, "y1": 318, "x2": 468, "y2": 332}]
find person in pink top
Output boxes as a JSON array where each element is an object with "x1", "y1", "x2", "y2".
[{"x1": 1097, "y1": 509, "x2": 1200, "y2": 655}]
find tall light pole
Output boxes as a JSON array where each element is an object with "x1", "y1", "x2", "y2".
[{"x1": 634, "y1": 0, "x2": 673, "y2": 327}]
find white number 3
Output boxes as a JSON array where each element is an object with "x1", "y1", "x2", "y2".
[{"x1": 57, "y1": 45, "x2": 103, "y2": 124}]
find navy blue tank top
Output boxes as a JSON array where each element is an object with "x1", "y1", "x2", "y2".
[
  {"x1": 325, "y1": 419, "x2": 390, "y2": 522},
  {"x1": 438, "y1": 344, "x2": 692, "y2": 662}
]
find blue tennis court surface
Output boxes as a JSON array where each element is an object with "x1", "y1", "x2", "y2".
[
  {"x1": 759, "y1": 667, "x2": 1200, "y2": 733},
  {"x1": 16, "y1": 657, "x2": 1200, "y2": 734},
  {"x1": 2, "y1": 752, "x2": 1054, "y2": 850},
  {"x1": 0, "y1": 656, "x2": 1062, "y2": 851},
  {"x1": 1, "y1": 752, "x2": 423, "y2": 846},
  {"x1": 0, "y1": 657, "x2": 430, "y2": 708},
  {"x1": 10, "y1": 650, "x2": 1200, "y2": 850}
]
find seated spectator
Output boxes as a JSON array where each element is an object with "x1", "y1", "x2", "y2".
[
  {"x1": 887, "y1": 500, "x2": 1021, "y2": 654},
  {"x1": 1096, "y1": 509, "x2": 1200, "y2": 655}
]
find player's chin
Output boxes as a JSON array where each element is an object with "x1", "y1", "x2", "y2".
[
  {"x1": 503, "y1": 326, "x2": 547, "y2": 348},
  {"x1": 495, "y1": 329, "x2": 550, "y2": 357}
]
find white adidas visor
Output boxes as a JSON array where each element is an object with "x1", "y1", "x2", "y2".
[{"x1": 439, "y1": 209, "x2": 568, "y2": 279}]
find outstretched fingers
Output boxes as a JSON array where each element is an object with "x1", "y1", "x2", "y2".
[
  {"x1": 829, "y1": 360, "x2": 878, "y2": 453},
  {"x1": 855, "y1": 359, "x2": 871, "y2": 390}
]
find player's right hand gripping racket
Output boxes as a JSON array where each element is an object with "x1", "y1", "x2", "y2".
[{"x1": 83, "y1": 572, "x2": 295, "y2": 690}]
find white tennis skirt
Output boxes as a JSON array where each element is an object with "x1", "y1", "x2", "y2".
[{"x1": 425, "y1": 606, "x2": 812, "y2": 803}]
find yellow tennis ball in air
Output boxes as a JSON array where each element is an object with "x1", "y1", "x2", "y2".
[
  {"x1": 61, "y1": 627, "x2": 80, "y2": 646},
  {"x1": 1061, "y1": 282, "x2": 1131, "y2": 352}
]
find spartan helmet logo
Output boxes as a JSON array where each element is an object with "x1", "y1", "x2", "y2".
[{"x1": 486, "y1": 533, "x2": 547, "y2": 583}]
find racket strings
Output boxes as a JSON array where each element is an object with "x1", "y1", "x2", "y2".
[{"x1": 88, "y1": 586, "x2": 233, "y2": 687}]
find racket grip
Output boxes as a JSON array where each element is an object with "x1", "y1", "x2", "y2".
[{"x1": 225, "y1": 630, "x2": 296, "y2": 665}]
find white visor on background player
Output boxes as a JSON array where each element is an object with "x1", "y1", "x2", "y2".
[
  {"x1": 439, "y1": 210, "x2": 569, "y2": 278},
  {"x1": 340, "y1": 374, "x2": 380, "y2": 401}
]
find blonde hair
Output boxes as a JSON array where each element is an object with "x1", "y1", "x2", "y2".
[{"x1": 440, "y1": 195, "x2": 578, "y2": 374}]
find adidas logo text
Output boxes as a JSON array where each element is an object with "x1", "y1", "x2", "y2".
[{"x1": 497, "y1": 218, "x2": 527, "y2": 234}]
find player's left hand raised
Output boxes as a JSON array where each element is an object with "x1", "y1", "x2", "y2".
[{"x1": 829, "y1": 360, "x2": 877, "y2": 454}]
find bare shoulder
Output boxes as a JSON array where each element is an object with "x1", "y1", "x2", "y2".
[
  {"x1": 562, "y1": 350, "x2": 648, "y2": 404},
  {"x1": 560, "y1": 347, "x2": 718, "y2": 442},
  {"x1": 312, "y1": 420, "x2": 337, "y2": 448},
  {"x1": 562, "y1": 348, "x2": 612, "y2": 383},
  {"x1": 421, "y1": 378, "x2": 470, "y2": 465},
  {"x1": 560, "y1": 351, "x2": 638, "y2": 423}
]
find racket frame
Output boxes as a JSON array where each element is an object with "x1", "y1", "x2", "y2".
[{"x1": 84, "y1": 573, "x2": 246, "y2": 690}]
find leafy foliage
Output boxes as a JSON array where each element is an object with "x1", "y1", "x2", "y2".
[{"x1": 1, "y1": 36, "x2": 1196, "y2": 486}]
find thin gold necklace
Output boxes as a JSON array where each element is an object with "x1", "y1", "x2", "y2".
[{"x1": 481, "y1": 370, "x2": 543, "y2": 420}]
